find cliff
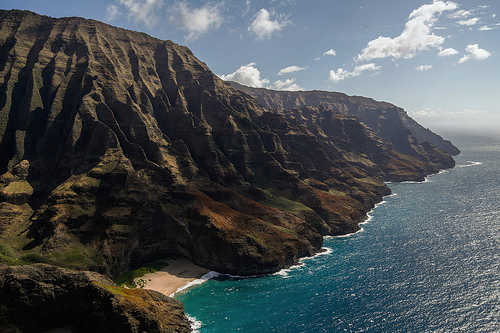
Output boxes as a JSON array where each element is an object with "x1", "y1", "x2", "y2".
[
  {"x1": 0, "y1": 263, "x2": 191, "y2": 332},
  {"x1": 229, "y1": 82, "x2": 460, "y2": 156},
  {"x1": 0, "y1": 10, "x2": 454, "y2": 280}
]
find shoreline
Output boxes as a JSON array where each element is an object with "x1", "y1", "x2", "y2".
[
  {"x1": 136, "y1": 191, "x2": 411, "y2": 298},
  {"x1": 136, "y1": 257, "x2": 210, "y2": 297}
]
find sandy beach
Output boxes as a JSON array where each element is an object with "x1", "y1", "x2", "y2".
[{"x1": 136, "y1": 257, "x2": 211, "y2": 297}]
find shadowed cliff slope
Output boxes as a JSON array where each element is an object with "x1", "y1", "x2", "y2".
[
  {"x1": 0, "y1": 263, "x2": 191, "y2": 332},
  {"x1": 0, "y1": 10, "x2": 454, "y2": 280},
  {"x1": 229, "y1": 82, "x2": 460, "y2": 156}
]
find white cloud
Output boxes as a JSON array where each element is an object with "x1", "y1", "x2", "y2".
[
  {"x1": 458, "y1": 44, "x2": 492, "y2": 63},
  {"x1": 169, "y1": 1, "x2": 223, "y2": 41},
  {"x1": 106, "y1": 4, "x2": 120, "y2": 20},
  {"x1": 219, "y1": 63, "x2": 270, "y2": 88},
  {"x1": 356, "y1": 1, "x2": 458, "y2": 62},
  {"x1": 409, "y1": 108, "x2": 484, "y2": 118},
  {"x1": 478, "y1": 25, "x2": 495, "y2": 31},
  {"x1": 248, "y1": 8, "x2": 290, "y2": 40},
  {"x1": 457, "y1": 17, "x2": 480, "y2": 26},
  {"x1": 447, "y1": 9, "x2": 471, "y2": 19},
  {"x1": 219, "y1": 64, "x2": 303, "y2": 90},
  {"x1": 271, "y1": 78, "x2": 304, "y2": 91},
  {"x1": 323, "y1": 49, "x2": 337, "y2": 56},
  {"x1": 277, "y1": 65, "x2": 306, "y2": 75},
  {"x1": 242, "y1": 0, "x2": 251, "y2": 16},
  {"x1": 329, "y1": 63, "x2": 381, "y2": 83},
  {"x1": 438, "y1": 47, "x2": 459, "y2": 56},
  {"x1": 115, "y1": 0, "x2": 164, "y2": 26},
  {"x1": 416, "y1": 64, "x2": 433, "y2": 71}
]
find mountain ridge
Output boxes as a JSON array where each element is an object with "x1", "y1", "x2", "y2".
[
  {"x1": 228, "y1": 81, "x2": 460, "y2": 156},
  {"x1": 0, "y1": 9, "x2": 456, "y2": 330},
  {"x1": 0, "y1": 8, "x2": 455, "y2": 276}
]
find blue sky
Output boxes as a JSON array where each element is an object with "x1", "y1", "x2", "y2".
[{"x1": 3, "y1": 0, "x2": 500, "y2": 131}]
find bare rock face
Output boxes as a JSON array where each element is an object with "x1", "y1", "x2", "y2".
[
  {"x1": 0, "y1": 10, "x2": 454, "y2": 280},
  {"x1": 0, "y1": 263, "x2": 191, "y2": 332}
]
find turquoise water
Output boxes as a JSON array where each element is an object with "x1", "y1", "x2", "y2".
[{"x1": 177, "y1": 133, "x2": 500, "y2": 332}]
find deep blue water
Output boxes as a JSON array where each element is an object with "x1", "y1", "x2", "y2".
[{"x1": 176, "y1": 133, "x2": 500, "y2": 332}]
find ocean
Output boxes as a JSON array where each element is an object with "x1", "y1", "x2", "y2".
[{"x1": 176, "y1": 132, "x2": 500, "y2": 333}]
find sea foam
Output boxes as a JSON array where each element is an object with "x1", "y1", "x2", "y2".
[
  {"x1": 169, "y1": 271, "x2": 221, "y2": 297},
  {"x1": 187, "y1": 315, "x2": 203, "y2": 333},
  {"x1": 457, "y1": 161, "x2": 483, "y2": 168}
]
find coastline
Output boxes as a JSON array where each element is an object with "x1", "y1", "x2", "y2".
[
  {"x1": 138, "y1": 190, "x2": 421, "y2": 298},
  {"x1": 136, "y1": 257, "x2": 210, "y2": 297}
]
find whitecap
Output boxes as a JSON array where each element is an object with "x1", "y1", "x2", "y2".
[
  {"x1": 273, "y1": 263, "x2": 305, "y2": 277},
  {"x1": 330, "y1": 192, "x2": 396, "y2": 238},
  {"x1": 457, "y1": 161, "x2": 483, "y2": 168},
  {"x1": 274, "y1": 247, "x2": 333, "y2": 277},
  {"x1": 187, "y1": 315, "x2": 203, "y2": 333},
  {"x1": 169, "y1": 271, "x2": 222, "y2": 297},
  {"x1": 401, "y1": 178, "x2": 431, "y2": 184},
  {"x1": 299, "y1": 246, "x2": 333, "y2": 262}
]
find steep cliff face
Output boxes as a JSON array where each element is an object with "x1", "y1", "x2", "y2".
[
  {"x1": 0, "y1": 10, "x2": 454, "y2": 280},
  {"x1": 229, "y1": 82, "x2": 460, "y2": 156},
  {"x1": 0, "y1": 263, "x2": 191, "y2": 332},
  {"x1": 266, "y1": 105, "x2": 454, "y2": 182}
]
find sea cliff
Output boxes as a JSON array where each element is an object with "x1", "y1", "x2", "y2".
[{"x1": 0, "y1": 10, "x2": 456, "y2": 331}]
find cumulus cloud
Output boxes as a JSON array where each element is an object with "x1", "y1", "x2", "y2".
[
  {"x1": 277, "y1": 65, "x2": 306, "y2": 75},
  {"x1": 110, "y1": 0, "x2": 164, "y2": 26},
  {"x1": 458, "y1": 44, "x2": 492, "y2": 63},
  {"x1": 271, "y1": 78, "x2": 304, "y2": 91},
  {"x1": 457, "y1": 17, "x2": 480, "y2": 26},
  {"x1": 323, "y1": 49, "x2": 337, "y2": 56},
  {"x1": 416, "y1": 64, "x2": 433, "y2": 71},
  {"x1": 219, "y1": 63, "x2": 270, "y2": 88},
  {"x1": 169, "y1": 1, "x2": 224, "y2": 41},
  {"x1": 438, "y1": 47, "x2": 459, "y2": 56},
  {"x1": 356, "y1": 1, "x2": 458, "y2": 62},
  {"x1": 248, "y1": 8, "x2": 290, "y2": 40},
  {"x1": 219, "y1": 63, "x2": 303, "y2": 90},
  {"x1": 329, "y1": 63, "x2": 381, "y2": 83}
]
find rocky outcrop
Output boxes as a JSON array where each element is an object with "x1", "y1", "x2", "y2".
[
  {"x1": 0, "y1": 10, "x2": 454, "y2": 281},
  {"x1": 0, "y1": 263, "x2": 191, "y2": 332},
  {"x1": 229, "y1": 82, "x2": 460, "y2": 156}
]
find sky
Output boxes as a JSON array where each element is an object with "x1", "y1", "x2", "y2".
[{"x1": 3, "y1": 0, "x2": 500, "y2": 133}]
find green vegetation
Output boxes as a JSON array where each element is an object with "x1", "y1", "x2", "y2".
[
  {"x1": 271, "y1": 225, "x2": 298, "y2": 237},
  {"x1": 61, "y1": 248, "x2": 89, "y2": 266},
  {"x1": 115, "y1": 262, "x2": 169, "y2": 288},
  {"x1": 0, "y1": 243, "x2": 50, "y2": 265},
  {"x1": 0, "y1": 9, "x2": 32, "y2": 17},
  {"x1": 0, "y1": 243, "x2": 17, "y2": 265},
  {"x1": 92, "y1": 160, "x2": 117, "y2": 174},
  {"x1": 356, "y1": 177, "x2": 383, "y2": 186},
  {"x1": 246, "y1": 233, "x2": 264, "y2": 245},
  {"x1": 74, "y1": 176, "x2": 102, "y2": 188},
  {"x1": 94, "y1": 282, "x2": 142, "y2": 300},
  {"x1": 19, "y1": 253, "x2": 50, "y2": 264},
  {"x1": 48, "y1": 245, "x2": 98, "y2": 268},
  {"x1": 260, "y1": 190, "x2": 313, "y2": 214},
  {"x1": 2, "y1": 181, "x2": 33, "y2": 195},
  {"x1": 329, "y1": 189, "x2": 347, "y2": 196}
]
